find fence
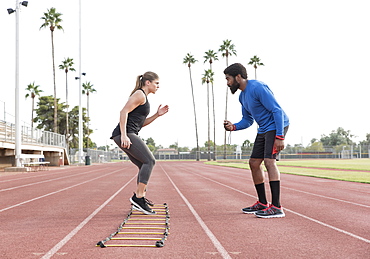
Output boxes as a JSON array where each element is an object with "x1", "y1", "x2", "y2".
[
  {"x1": 0, "y1": 120, "x2": 66, "y2": 148},
  {"x1": 152, "y1": 145, "x2": 370, "y2": 161},
  {"x1": 69, "y1": 148, "x2": 114, "y2": 164}
]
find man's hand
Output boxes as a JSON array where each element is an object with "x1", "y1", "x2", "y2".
[
  {"x1": 274, "y1": 139, "x2": 285, "y2": 152},
  {"x1": 223, "y1": 120, "x2": 235, "y2": 131}
]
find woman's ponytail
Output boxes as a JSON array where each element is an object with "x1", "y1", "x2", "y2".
[{"x1": 130, "y1": 72, "x2": 159, "y2": 96}]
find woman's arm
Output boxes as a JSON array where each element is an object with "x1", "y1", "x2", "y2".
[
  {"x1": 119, "y1": 91, "x2": 146, "y2": 149},
  {"x1": 143, "y1": 104, "x2": 169, "y2": 127}
]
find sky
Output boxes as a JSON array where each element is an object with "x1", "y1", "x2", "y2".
[{"x1": 1, "y1": 0, "x2": 369, "y2": 151}]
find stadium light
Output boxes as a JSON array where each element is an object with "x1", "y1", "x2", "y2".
[{"x1": 7, "y1": 1, "x2": 29, "y2": 168}]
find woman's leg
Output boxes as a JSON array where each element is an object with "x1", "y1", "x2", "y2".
[{"x1": 113, "y1": 134, "x2": 155, "y2": 197}]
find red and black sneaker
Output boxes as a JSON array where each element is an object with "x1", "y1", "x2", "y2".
[
  {"x1": 255, "y1": 204, "x2": 285, "y2": 218},
  {"x1": 242, "y1": 201, "x2": 269, "y2": 214}
]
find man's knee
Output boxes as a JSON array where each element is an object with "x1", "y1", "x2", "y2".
[
  {"x1": 249, "y1": 158, "x2": 263, "y2": 170},
  {"x1": 263, "y1": 158, "x2": 277, "y2": 170}
]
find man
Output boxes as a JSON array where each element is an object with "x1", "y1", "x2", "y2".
[{"x1": 223, "y1": 63, "x2": 289, "y2": 218}]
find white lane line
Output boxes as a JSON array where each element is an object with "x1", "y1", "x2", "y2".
[
  {"x1": 0, "y1": 168, "x2": 105, "y2": 192},
  {"x1": 284, "y1": 187, "x2": 370, "y2": 209},
  {"x1": 180, "y1": 167, "x2": 370, "y2": 244},
  {"x1": 285, "y1": 209, "x2": 370, "y2": 243},
  {"x1": 0, "y1": 169, "x2": 121, "y2": 213},
  {"x1": 41, "y1": 174, "x2": 136, "y2": 259},
  {"x1": 181, "y1": 164, "x2": 370, "y2": 209},
  {"x1": 0, "y1": 163, "x2": 121, "y2": 184},
  {"x1": 160, "y1": 164, "x2": 232, "y2": 259},
  {"x1": 0, "y1": 170, "x2": 65, "y2": 183},
  {"x1": 201, "y1": 168, "x2": 370, "y2": 208}
]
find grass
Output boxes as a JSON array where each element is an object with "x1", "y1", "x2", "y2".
[{"x1": 205, "y1": 159, "x2": 370, "y2": 184}]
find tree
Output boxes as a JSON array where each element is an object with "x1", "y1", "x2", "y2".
[
  {"x1": 69, "y1": 106, "x2": 92, "y2": 148},
  {"x1": 183, "y1": 53, "x2": 200, "y2": 160},
  {"x1": 145, "y1": 137, "x2": 156, "y2": 153},
  {"x1": 320, "y1": 127, "x2": 354, "y2": 146},
  {"x1": 40, "y1": 7, "x2": 63, "y2": 133},
  {"x1": 203, "y1": 50, "x2": 218, "y2": 69},
  {"x1": 248, "y1": 55, "x2": 264, "y2": 79},
  {"x1": 68, "y1": 105, "x2": 90, "y2": 149},
  {"x1": 34, "y1": 96, "x2": 91, "y2": 149},
  {"x1": 146, "y1": 137, "x2": 156, "y2": 147},
  {"x1": 33, "y1": 95, "x2": 66, "y2": 133},
  {"x1": 202, "y1": 69, "x2": 214, "y2": 161},
  {"x1": 359, "y1": 133, "x2": 370, "y2": 146},
  {"x1": 25, "y1": 82, "x2": 43, "y2": 129},
  {"x1": 82, "y1": 82, "x2": 96, "y2": 149},
  {"x1": 59, "y1": 57, "x2": 75, "y2": 146},
  {"x1": 241, "y1": 139, "x2": 253, "y2": 153},
  {"x1": 204, "y1": 50, "x2": 218, "y2": 161},
  {"x1": 219, "y1": 39, "x2": 237, "y2": 159},
  {"x1": 304, "y1": 141, "x2": 325, "y2": 152}
]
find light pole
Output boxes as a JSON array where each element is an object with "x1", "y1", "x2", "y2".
[
  {"x1": 8, "y1": 1, "x2": 28, "y2": 168},
  {"x1": 75, "y1": 72, "x2": 85, "y2": 165}
]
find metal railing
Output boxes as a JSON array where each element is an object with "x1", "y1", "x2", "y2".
[{"x1": 0, "y1": 120, "x2": 66, "y2": 148}]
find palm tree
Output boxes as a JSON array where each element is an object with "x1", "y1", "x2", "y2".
[
  {"x1": 59, "y1": 57, "x2": 75, "y2": 146},
  {"x1": 248, "y1": 55, "x2": 264, "y2": 79},
  {"x1": 40, "y1": 7, "x2": 63, "y2": 133},
  {"x1": 183, "y1": 53, "x2": 200, "y2": 161},
  {"x1": 201, "y1": 69, "x2": 214, "y2": 161},
  {"x1": 82, "y1": 82, "x2": 96, "y2": 150},
  {"x1": 219, "y1": 39, "x2": 237, "y2": 159},
  {"x1": 25, "y1": 82, "x2": 43, "y2": 129},
  {"x1": 203, "y1": 50, "x2": 218, "y2": 160}
]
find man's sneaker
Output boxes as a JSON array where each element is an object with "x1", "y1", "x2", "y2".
[
  {"x1": 242, "y1": 201, "x2": 269, "y2": 214},
  {"x1": 130, "y1": 193, "x2": 156, "y2": 215},
  {"x1": 255, "y1": 204, "x2": 285, "y2": 218}
]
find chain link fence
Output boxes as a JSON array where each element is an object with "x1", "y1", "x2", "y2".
[
  {"x1": 152, "y1": 145, "x2": 370, "y2": 160},
  {"x1": 69, "y1": 148, "x2": 115, "y2": 164}
]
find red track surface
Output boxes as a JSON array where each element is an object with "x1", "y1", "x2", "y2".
[{"x1": 0, "y1": 161, "x2": 369, "y2": 258}]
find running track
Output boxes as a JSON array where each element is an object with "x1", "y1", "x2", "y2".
[{"x1": 0, "y1": 161, "x2": 369, "y2": 258}]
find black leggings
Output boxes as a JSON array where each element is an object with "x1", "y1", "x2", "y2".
[{"x1": 113, "y1": 133, "x2": 155, "y2": 185}]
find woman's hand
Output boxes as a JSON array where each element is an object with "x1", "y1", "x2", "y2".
[
  {"x1": 157, "y1": 104, "x2": 169, "y2": 116},
  {"x1": 121, "y1": 135, "x2": 132, "y2": 149}
]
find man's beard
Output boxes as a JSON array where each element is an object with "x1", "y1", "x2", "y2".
[{"x1": 229, "y1": 81, "x2": 240, "y2": 94}]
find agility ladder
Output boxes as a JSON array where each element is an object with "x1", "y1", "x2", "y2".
[{"x1": 96, "y1": 203, "x2": 170, "y2": 248}]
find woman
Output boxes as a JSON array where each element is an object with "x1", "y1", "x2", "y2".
[{"x1": 111, "y1": 71, "x2": 169, "y2": 215}]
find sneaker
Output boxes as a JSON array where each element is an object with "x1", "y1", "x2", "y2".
[
  {"x1": 255, "y1": 204, "x2": 285, "y2": 218},
  {"x1": 130, "y1": 193, "x2": 156, "y2": 215},
  {"x1": 242, "y1": 201, "x2": 269, "y2": 214},
  {"x1": 144, "y1": 197, "x2": 154, "y2": 206}
]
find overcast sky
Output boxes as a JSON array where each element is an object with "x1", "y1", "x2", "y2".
[{"x1": 1, "y1": 0, "x2": 369, "y2": 150}]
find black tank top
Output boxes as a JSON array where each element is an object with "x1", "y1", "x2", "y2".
[{"x1": 111, "y1": 89, "x2": 150, "y2": 137}]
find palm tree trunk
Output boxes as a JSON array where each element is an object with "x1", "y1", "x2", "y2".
[
  {"x1": 31, "y1": 97, "x2": 34, "y2": 129},
  {"x1": 51, "y1": 31, "x2": 57, "y2": 133},
  {"x1": 255, "y1": 67, "x2": 257, "y2": 79},
  {"x1": 87, "y1": 93, "x2": 90, "y2": 151},
  {"x1": 211, "y1": 82, "x2": 216, "y2": 161},
  {"x1": 188, "y1": 67, "x2": 200, "y2": 161},
  {"x1": 65, "y1": 72, "x2": 69, "y2": 152},
  {"x1": 207, "y1": 83, "x2": 210, "y2": 161}
]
